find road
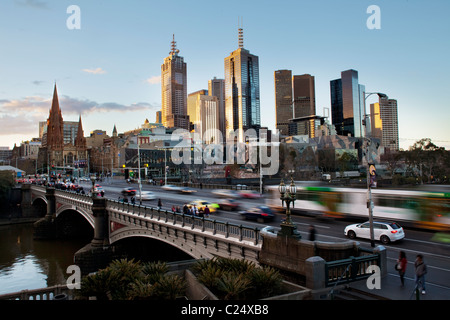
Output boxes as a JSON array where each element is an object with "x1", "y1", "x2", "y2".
[{"x1": 80, "y1": 178, "x2": 450, "y2": 297}]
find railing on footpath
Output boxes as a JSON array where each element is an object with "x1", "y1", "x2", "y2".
[
  {"x1": 0, "y1": 284, "x2": 73, "y2": 300},
  {"x1": 324, "y1": 249, "x2": 380, "y2": 287},
  {"x1": 107, "y1": 200, "x2": 262, "y2": 246}
]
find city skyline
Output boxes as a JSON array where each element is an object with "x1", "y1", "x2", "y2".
[{"x1": 0, "y1": 0, "x2": 449, "y2": 150}]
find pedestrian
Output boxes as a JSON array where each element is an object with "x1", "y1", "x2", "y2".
[
  {"x1": 183, "y1": 204, "x2": 188, "y2": 215},
  {"x1": 176, "y1": 206, "x2": 181, "y2": 213},
  {"x1": 158, "y1": 198, "x2": 162, "y2": 210},
  {"x1": 100, "y1": 190, "x2": 105, "y2": 197},
  {"x1": 131, "y1": 196, "x2": 135, "y2": 204},
  {"x1": 396, "y1": 251, "x2": 407, "y2": 287},
  {"x1": 414, "y1": 254, "x2": 427, "y2": 295},
  {"x1": 193, "y1": 205, "x2": 198, "y2": 216},
  {"x1": 308, "y1": 225, "x2": 316, "y2": 241},
  {"x1": 172, "y1": 205, "x2": 176, "y2": 212},
  {"x1": 204, "y1": 205, "x2": 210, "y2": 218}
]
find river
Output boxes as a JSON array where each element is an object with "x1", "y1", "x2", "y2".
[{"x1": 0, "y1": 222, "x2": 90, "y2": 295}]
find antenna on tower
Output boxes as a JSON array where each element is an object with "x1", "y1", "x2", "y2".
[
  {"x1": 170, "y1": 34, "x2": 178, "y2": 55},
  {"x1": 238, "y1": 16, "x2": 244, "y2": 48}
]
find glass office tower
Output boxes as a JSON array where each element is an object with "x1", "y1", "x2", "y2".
[
  {"x1": 330, "y1": 69, "x2": 366, "y2": 137},
  {"x1": 224, "y1": 28, "x2": 260, "y2": 142}
]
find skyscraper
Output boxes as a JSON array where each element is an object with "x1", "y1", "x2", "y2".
[
  {"x1": 224, "y1": 26, "x2": 260, "y2": 142},
  {"x1": 292, "y1": 74, "x2": 316, "y2": 118},
  {"x1": 161, "y1": 35, "x2": 190, "y2": 131},
  {"x1": 208, "y1": 77, "x2": 225, "y2": 136},
  {"x1": 274, "y1": 70, "x2": 292, "y2": 136},
  {"x1": 330, "y1": 69, "x2": 366, "y2": 137},
  {"x1": 370, "y1": 96, "x2": 399, "y2": 151}
]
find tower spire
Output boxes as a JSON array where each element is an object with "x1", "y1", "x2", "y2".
[
  {"x1": 238, "y1": 17, "x2": 244, "y2": 48},
  {"x1": 170, "y1": 34, "x2": 179, "y2": 55}
]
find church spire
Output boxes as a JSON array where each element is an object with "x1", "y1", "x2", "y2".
[
  {"x1": 46, "y1": 83, "x2": 64, "y2": 150},
  {"x1": 75, "y1": 114, "x2": 86, "y2": 149}
]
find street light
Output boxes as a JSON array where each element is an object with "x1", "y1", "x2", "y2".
[
  {"x1": 363, "y1": 92, "x2": 387, "y2": 247},
  {"x1": 277, "y1": 173, "x2": 301, "y2": 239}
]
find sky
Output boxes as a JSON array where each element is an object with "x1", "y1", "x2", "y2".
[{"x1": 0, "y1": 0, "x2": 449, "y2": 150}]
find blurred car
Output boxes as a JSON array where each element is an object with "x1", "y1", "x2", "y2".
[
  {"x1": 137, "y1": 191, "x2": 156, "y2": 201},
  {"x1": 238, "y1": 189, "x2": 262, "y2": 199},
  {"x1": 212, "y1": 189, "x2": 240, "y2": 198},
  {"x1": 121, "y1": 187, "x2": 137, "y2": 196},
  {"x1": 344, "y1": 221, "x2": 405, "y2": 244},
  {"x1": 218, "y1": 198, "x2": 241, "y2": 211},
  {"x1": 162, "y1": 184, "x2": 181, "y2": 191},
  {"x1": 240, "y1": 206, "x2": 275, "y2": 222},
  {"x1": 179, "y1": 187, "x2": 197, "y2": 193},
  {"x1": 188, "y1": 200, "x2": 219, "y2": 213}
]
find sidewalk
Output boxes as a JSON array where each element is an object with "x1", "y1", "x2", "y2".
[{"x1": 347, "y1": 272, "x2": 450, "y2": 300}]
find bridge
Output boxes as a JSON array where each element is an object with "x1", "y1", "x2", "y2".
[{"x1": 23, "y1": 184, "x2": 386, "y2": 293}]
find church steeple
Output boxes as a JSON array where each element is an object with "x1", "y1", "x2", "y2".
[
  {"x1": 46, "y1": 83, "x2": 64, "y2": 150},
  {"x1": 75, "y1": 114, "x2": 86, "y2": 149}
]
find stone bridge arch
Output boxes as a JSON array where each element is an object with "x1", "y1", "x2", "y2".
[
  {"x1": 55, "y1": 204, "x2": 94, "y2": 228},
  {"x1": 109, "y1": 226, "x2": 213, "y2": 261}
]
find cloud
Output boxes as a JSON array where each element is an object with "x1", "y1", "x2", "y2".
[
  {"x1": 15, "y1": 0, "x2": 48, "y2": 9},
  {"x1": 145, "y1": 75, "x2": 161, "y2": 85},
  {"x1": 0, "y1": 96, "x2": 159, "y2": 136},
  {"x1": 82, "y1": 67, "x2": 107, "y2": 75}
]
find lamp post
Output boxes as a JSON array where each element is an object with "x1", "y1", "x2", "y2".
[
  {"x1": 136, "y1": 136, "x2": 142, "y2": 205},
  {"x1": 363, "y1": 92, "x2": 387, "y2": 247},
  {"x1": 277, "y1": 174, "x2": 301, "y2": 239}
]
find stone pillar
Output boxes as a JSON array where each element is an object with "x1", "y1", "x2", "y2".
[
  {"x1": 305, "y1": 256, "x2": 326, "y2": 290},
  {"x1": 74, "y1": 197, "x2": 114, "y2": 276},
  {"x1": 91, "y1": 197, "x2": 109, "y2": 247},
  {"x1": 33, "y1": 187, "x2": 57, "y2": 239},
  {"x1": 373, "y1": 245, "x2": 387, "y2": 278}
]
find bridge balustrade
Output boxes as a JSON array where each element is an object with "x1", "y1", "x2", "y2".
[{"x1": 107, "y1": 199, "x2": 260, "y2": 245}]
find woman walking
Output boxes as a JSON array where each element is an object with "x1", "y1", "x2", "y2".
[{"x1": 397, "y1": 251, "x2": 407, "y2": 287}]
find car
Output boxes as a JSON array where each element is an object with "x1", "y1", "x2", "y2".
[
  {"x1": 240, "y1": 206, "x2": 275, "y2": 222},
  {"x1": 179, "y1": 187, "x2": 197, "y2": 193},
  {"x1": 237, "y1": 189, "x2": 261, "y2": 199},
  {"x1": 188, "y1": 200, "x2": 219, "y2": 213},
  {"x1": 218, "y1": 198, "x2": 241, "y2": 211},
  {"x1": 212, "y1": 189, "x2": 240, "y2": 198},
  {"x1": 344, "y1": 221, "x2": 405, "y2": 244},
  {"x1": 162, "y1": 184, "x2": 181, "y2": 191},
  {"x1": 121, "y1": 187, "x2": 137, "y2": 196},
  {"x1": 137, "y1": 191, "x2": 156, "y2": 201}
]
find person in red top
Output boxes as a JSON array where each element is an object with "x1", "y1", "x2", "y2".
[{"x1": 397, "y1": 251, "x2": 407, "y2": 287}]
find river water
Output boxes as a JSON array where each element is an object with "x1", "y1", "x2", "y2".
[{"x1": 0, "y1": 222, "x2": 90, "y2": 295}]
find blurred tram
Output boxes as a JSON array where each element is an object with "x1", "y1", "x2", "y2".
[{"x1": 265, "y1": 184, "x2": 450, "y2": 231}]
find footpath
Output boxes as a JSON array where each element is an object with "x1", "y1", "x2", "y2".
[{"x1": 343, "y1": 272, "x2": 450, "y2": 300}]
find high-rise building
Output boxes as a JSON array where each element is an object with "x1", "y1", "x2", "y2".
[
  {"x1": 161, "y1": 35, "x2": 190, "y2": 131},
  {"x1": 188, "y1": 90, "x2": 220, "y2": 144},
  {"x1": 330, "y1": 69, "x2": 366, "y2": 137},
  {"x1": 370, "y1": 96, "x2": 399, "y2": 151},
  {"x1": 208, "y1": 77, "x2": 225, "y2": 136},
  {"x1": 274, "y1": 70, "x2": 292, "y2": 136},
  {"x1": 155, "y1": 111, "x2": 162, "y2": 124},
  {"x1": 292, "y1": 74, "x2": 316, "y2": 118},
  {"x1": 224, "y1": 26, "x2": 260, "y2": 142}
]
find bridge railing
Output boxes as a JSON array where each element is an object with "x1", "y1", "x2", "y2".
[
  {"x1": 324, "y1": 253, "x2": 380, "y2": 287},
  {"x1": 107, "y1": 200, "x2": 261, "y2": 245},
  {"x1": 0, "y1": 284, "x2": 73, "y2": 300}
]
